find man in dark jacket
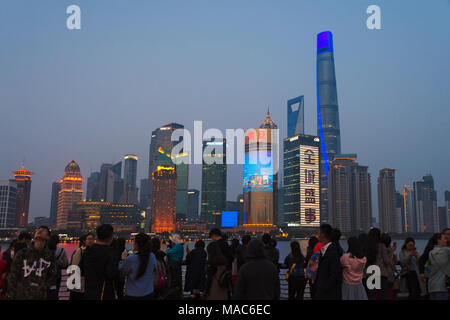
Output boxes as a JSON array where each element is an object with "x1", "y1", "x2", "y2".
[
  {"x1": 233, "y1": 239, "x2": 280, "y2": 300},
  {"x1": 209, "y1": 229, "x2": 233, "y2": 270},
  {"x1": 315, "y1": 224, "x2": 343, "y2": 300},
  {"x1": 236, "y1": 235, "x2": 251, "y2": 271},
  {"x1": 7, "y1": 226, "x2": 56, "y2": 300},
  {"x1": 81, "y1": 224, "x2": 118, "y2": 300},
  {"x1": 184, "y1": 240, "x2": 207, "y2": 298}
]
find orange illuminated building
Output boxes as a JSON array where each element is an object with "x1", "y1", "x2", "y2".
[
  {"x1": 56, "y1": 160, "x2": 83, "y2": 229},
  {"x1": 151, "y1": 166, "x2": 177, "y2": 233},
  {"x1": 11, "y1": 165, "x2": 34, "y2": 227}
]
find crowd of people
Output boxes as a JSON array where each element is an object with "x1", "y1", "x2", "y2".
[{"x1": 0, "y1": 224, "x2": 449, "y2": 300}]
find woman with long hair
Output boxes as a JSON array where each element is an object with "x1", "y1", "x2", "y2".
[
  {"x1": 69, "y1": 232, "x2": 94, "y2": 300},
  {"x1": 399, "y1": 237, "x2": 426, "y2": 299},
  {"x1": 364, "y1": 228, "x2": 381, "y2": 300},
  {"x1": 284, "y1": 241, "x2": 306, "y2": 300},
  {"x1": 341, "y1": 237, "x2": 368, "y2": 300},
  {"x1": 376, "y1": 233, "x2": 397, "y2": 300},
  {"x1": 119, "y1": 233, "x2": 156, "y2": 300},
  {"x1": 305, "y1": 236, "x2": 321, "y2": 300}
]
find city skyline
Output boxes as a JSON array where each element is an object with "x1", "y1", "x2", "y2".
[{"x1": 1, "y1": 1, "x2": 449, "y2": 222}]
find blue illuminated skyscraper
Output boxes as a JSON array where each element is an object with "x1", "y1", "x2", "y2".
[
  {"x1": 287, "y1": 96, "x2": 304, "y2": 137},
  {"x1": 317, "y1": 31, "x2": 341, "y2": 222}
]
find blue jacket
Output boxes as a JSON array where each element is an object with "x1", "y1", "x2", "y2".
[
  {"x1": 119, "y1": 252, "x2": 156, "y2": 297},
  {"x1": 166, "y1": 243, "x2": 184, "y2": 263}
]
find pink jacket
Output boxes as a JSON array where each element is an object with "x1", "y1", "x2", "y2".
[{"x1": 340, "y1": 253, "x2": 367, "y2": 285}]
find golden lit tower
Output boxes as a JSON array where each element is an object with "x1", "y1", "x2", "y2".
[
  {"x1": 11, "y1": 165, "x2": 34, "y2": 227},
  {"x1": 151, "y1": 166, "x2": 177, "y2": 233},
  {"x1": 56, "y1": 160, "x2": 83, "y2": 229}
]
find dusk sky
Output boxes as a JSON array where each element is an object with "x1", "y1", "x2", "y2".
[{"x1": 1, "y1": 0, "x2": 449, "y2": 222}]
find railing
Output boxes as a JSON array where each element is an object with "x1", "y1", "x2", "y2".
[{"x1": 59, "y1": 266, "x2": 311, "y2": 300}]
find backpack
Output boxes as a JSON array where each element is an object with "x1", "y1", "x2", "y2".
[{"x1": 306, "y1": 252, "x2": 320, "y2": 281}]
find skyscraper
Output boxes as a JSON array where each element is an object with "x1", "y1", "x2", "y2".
[
  {"x1": 175, "y1": 152, "x2": 189, "y2": 221},
  {"x1": 445, "y1": 191, "x2": 450, "y2": 230},
  {"x1": 316, "y1": 31, "x2": 341, "y2": 223},
  {"x1": 414, "y1": 175, "x2": 439, "y2": 233},
  {"x1": 11, "y1": 165, "x2": 33, "y2": 227},
  {"x1": 187, "y1": 189, "x2": 200, "y2": 222},
  {"x1": 395, "y1": 191, "x2": 404, "y2": 233},
  {"x1": 438, "y1": 206, "x2": 447, "y2": 231},
  {"x1": 49, "y1": 182, "x2": 60, "y2": 227},
  {"x1": 351, "y1": 164, "x2": 372, "y2": 232},
  {"x1": 328, "y1": 155, "x2": 372, "y2": 233},
  {"x1": 99, "y1": 163, "x2": 112, "y2": 201},
  {"x1": 151, "y1": 166, "x2": 177, "y2": 233},
  {"x1": 56, "y1": 161, "x2": 83, "y2": 230},
  {"x1": 139, "y1": 178, "x2": 150, "y2": 209},
  {"x1": 201, "y1": 139, "x2": 227, "y2": 229},
  {"x1": 243, "y1": 111, "x2": 278, "y2": 228},
  {"x1": 123, "y1": 154, "x2": 138, "y2": 203},
  {"x1": 86, "y1": 172, "x2": 100, "y2": 201},
  {"x1": 0, "y1": 180, "x2": 17, "y2": 228},
  {"x1": 287, "y1": 95, "x2": 304, "y2": 137},
  {"x1": 378, "y1": 169, "x2": 398, "y2": 233},
  {"x1": 283, "y1": 134, "x2": 321, "y2": 229},
  {"x1": 402, "y1": 185, "x2": 416, "y2": 233},
  {"x1": 147, "y1": 123, "x2": 184, "y2": 210}
]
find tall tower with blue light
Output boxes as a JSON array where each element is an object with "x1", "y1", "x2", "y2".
[{"x1": 317, "y1": 31, "x2": 341, "y2": 223}]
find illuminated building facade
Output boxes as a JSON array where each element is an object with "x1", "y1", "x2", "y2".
[
  {"x1": 123, "y1": 154, "x2": 138, "y2": 203},
  {"x1": 287, "y1": 95, "x2": 304, "y2": 137},
  {"x1": 283, "y1": 134, "x2": 321, "y2": 229},
  {"x1": 151, "y1": 166, "x2": 177, "y2": 233},
  {"x1": 201, "y1": 139, "x2": 227, "y2": 229},
  {"x1": 316, "y1": 31, "x2": 341, "y2": 223},
  {"x1": 243, "y1": 111, "x2": 278, "y2": 228},
  {"x1": 147, "y1": 123, "x2": 184, "y2": 211},
  {"x1": 328, "y1": 155, "x2": 372, "y2": 233},
  {"x1": 0, "y1": 180, "x2": 17, "y2": 228},
  {"x1": 56, "y1": 160, "x2": 83, "y2": 230},
  {"x1": 70, "y1": 201, "x2": 106, "y2": 232},
  {"x1": 11, "y1": 165, "x2": 33, "y2": 227},
  {"x1": 100, "y1": 203, "x2": 144, "y2": 234}
]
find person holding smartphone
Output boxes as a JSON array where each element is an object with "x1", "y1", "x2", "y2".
[{"x1": 399, "y1": 237, "x2": 426, "y2": 299}]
